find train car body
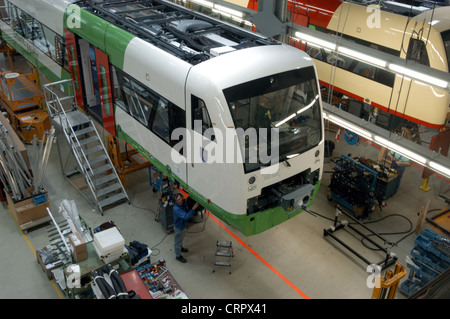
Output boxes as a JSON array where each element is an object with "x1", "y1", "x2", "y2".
[
  {"x1": 0, "y1": 0, "x2": 324, "y2": 236},
  {"x1": 287, "y1": 0, "x2": 450, "y2": 129},
  {"x1": 0, "y1": 0, "x2": 71, "y2": 83}
]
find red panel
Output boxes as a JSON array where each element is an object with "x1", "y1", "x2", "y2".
[
  {"x1": 120, "y1": 270, "x2": 151, "y2": 299},
  {"x1": 287, "y1": 0, "x2": 342, "y2": 29},
  {"x1": 94, "y1": 48, "x2": 116, "y2": 136},
  {"x1": 64, "y1": 30, "x2": 84, "y2": 110},
  {"x1": 247, "y1": 0, "x2": 258, "y2": 10}
]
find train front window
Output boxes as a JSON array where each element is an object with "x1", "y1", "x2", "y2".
[{"x1": 224, "y1": 67, "x2": 322, "y2": 173}]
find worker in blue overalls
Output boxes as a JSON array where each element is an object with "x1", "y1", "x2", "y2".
[
  {"x1": 173, "y1": 193, "x2": 199, "y2": 263},
  {"x1": 387, "y1": 150, "x2": 411, "y2": 194}
]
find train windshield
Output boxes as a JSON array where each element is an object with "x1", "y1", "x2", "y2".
[
  {"x1": 224, "y1": 66, "x2": 322, "y2": 173},
  {"x1": 442, "y1": 30, "x2": 450, "y2": 72}
]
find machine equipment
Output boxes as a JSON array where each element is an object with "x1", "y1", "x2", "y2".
[{"x1": 0, "y1": 70, "x2": 50, "y2": 143}]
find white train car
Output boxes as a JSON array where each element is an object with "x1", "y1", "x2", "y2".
[{"x1": 0, "y1": 0, "x2": 324, "y2": 235}]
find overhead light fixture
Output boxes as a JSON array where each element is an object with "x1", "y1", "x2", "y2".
[
  {"x1": 388, "y1": 64, "x2": 448, "y2": 89},
  {"x1": 328, "y1": 114, "x2": 373, "y2": 139},
  {"x1": 374, "y1": 136, "x2": 427, "y2": 164},
  {"x1": 191, "y1": 0, "x2": 213, "y2": 7},
  {"x1": 294, "y1": 31, "x2": 337, "y2": 51},
  {"x1": 338, "y1": 46, "x2": 387, "y2": 68},
  {"x1": 429, "y1": 161, "x2": 450, "y2": 178}
]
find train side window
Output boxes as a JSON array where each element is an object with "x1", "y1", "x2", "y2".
[
  {"x1": 152, "y1": 98, "x2": 170, "y2": 143},
  {"x1": 111, "y1": 66, "x2": 128, "y2": 113},
  {"x1": 191, "y1": 95, "x2": 213, "y2": 140},
  {"x1": 169, "y1": 103, "x2": 186, "y2": 153},
  {"x1": 123, "y1": 78, "x2": 155, "y2": 126},
  {"x1": 406, "y1": 38, "x2": 429, "y2": 66}
]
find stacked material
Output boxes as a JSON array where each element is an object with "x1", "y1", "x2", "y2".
[
  {"x1": 0, "y1": 121, "x2": 55, "y2": 201},
  {"x1": 0, "y1": 123, "x2": 33, "y2": 200}
]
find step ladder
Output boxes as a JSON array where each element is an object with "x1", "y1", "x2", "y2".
[
  {"x1": 43, "y1": 79, "x2": 129, "y2": 214},
  {"x1": 213, "y1": 240, "x2": 233, "y2": 274}
]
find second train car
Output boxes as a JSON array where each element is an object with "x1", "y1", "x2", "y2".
[{"x1": 288, "y1": 0, "x2": 450, "y2": 130}]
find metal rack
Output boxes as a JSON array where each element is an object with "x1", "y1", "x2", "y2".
[
  {"x1": 324, "y1": 205, "x2": 398, "y2": 271},
  {"x1": 328, "y1": 154, "x2": 379, "y2": 218}
]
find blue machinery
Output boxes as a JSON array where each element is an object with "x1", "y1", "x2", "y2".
[
  {"x1": 328, "y1": 154, "x2": 400, "y2": 218},
  {"x1": 328, "y1": 154, "x2": 379, "y2": 218}
]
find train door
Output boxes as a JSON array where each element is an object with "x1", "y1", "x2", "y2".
[
  {"x1": 64, "y1": 30, "x2": 84, "y2": 110},
  {"x1": 64, "y1": 30, "x2": 116, "y2": 136},
  {"x1": 186, "y1": 94, "x2": 221, "y2": 198},
  {"x1": 94, "y1": 47, "x2": 115, "y2": 136}
]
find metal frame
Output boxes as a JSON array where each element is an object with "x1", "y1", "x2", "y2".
[
  {"x1": 323, "y1": 205, "x2": 398, "y2": 271},
  {"x1": 44, "y1": 79, "x2": 129, "y2": 215}
]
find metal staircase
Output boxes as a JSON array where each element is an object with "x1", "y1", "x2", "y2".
[{"x1": 43, "y1": 79, "x2": 129, "y2": 214}]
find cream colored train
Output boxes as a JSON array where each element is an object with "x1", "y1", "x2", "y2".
[{"x1": 287, "y1": 0, "x2": 450, "y2": 129}]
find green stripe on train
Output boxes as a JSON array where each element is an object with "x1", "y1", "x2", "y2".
[
  {"x1": 64, "y1": 4, "x2": 135, "y2": 70},
  {"x1": 116, "y1": 125, "x2": 322, "y2": 236}
]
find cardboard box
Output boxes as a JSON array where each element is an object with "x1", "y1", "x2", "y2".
[
  {"x1": 69, "y1": 231, "x2": 88, "y2": 261},
  {"x1": 6, "y1": 190, "x2": 50, "y2": 226}
]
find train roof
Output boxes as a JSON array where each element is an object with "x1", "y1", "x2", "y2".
[
  {"x1": 77, "y1": 0, "x2": 278, "y2": 65},
  {"x1": 415, "y1": 5, "x2": 450, "y2": 33}
]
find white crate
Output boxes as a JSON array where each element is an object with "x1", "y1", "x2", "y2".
[{"x1": 93, "y1": 227, "x2": 125, "y2": 260}]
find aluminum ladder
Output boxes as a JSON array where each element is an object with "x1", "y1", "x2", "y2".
[
  {"x1": 43, "y1": 79, "x2": 129, "y2": 214},
  {"x1": 213, "y1": 240, "x2": 234, "y2": 274}
]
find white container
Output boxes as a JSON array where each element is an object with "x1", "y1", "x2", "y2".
[
  {"x1": 93, "y1": 227, "x2": 125, "y2": 260},
  {"x1": 93, "y1": 242, "x2": 127, "y2": 263}
]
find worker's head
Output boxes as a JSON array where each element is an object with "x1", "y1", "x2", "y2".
[{"x1": 174, "y1": 193, "x2": 184, "y2": 204}]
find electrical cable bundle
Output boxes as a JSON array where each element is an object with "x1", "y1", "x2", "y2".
[
  {"x1": 92, "y1": 264, "x2": 133, "y2": 299},
  {"x1": 104, "y1": 264, "x2": 129, "y2": 299},
  {"x1": 92, "y1": 269, "x2": 117, "y2": 299}
]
